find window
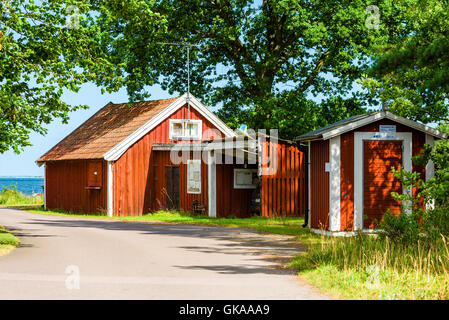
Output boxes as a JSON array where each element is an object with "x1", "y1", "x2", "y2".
[
  {"x1": 187, "y1": 160, "x2": 201, "y2": 194},
  {"x1": 234, "y1": 169, "x2": 258, "y2": 189},
  {"x1": 169, "y1": 119, "x2": 202, "y2": 140}
]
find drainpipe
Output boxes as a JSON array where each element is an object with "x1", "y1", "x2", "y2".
[{"x1": 302, "y1": 144, "x2": 309, "y2": 228}]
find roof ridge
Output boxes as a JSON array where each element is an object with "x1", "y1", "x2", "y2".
[{"x1": 107, "y1": 96, "x2": 180, "y2": 106}]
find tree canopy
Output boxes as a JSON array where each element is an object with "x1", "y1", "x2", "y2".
[
  {"x1": 1, "y1": 1, "x2": 439, "y2": 153},
  {"x1": 0, "y1": 0, "x2": 118, "y2": 153},
  {"x1": 92, "y1": 0, "x2": 411, "y2": 138},
  {"x1": 363, "y1": 0, "x2": 449, "y2": 124}
]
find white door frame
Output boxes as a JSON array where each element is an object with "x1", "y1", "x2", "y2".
[{"x1": 353, "y1": 132, "x2": 412, "y2": 230}]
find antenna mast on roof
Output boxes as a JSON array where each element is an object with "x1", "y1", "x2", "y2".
[{"x1": 157, "y1": 42, "x2": 203, "y2": 120}]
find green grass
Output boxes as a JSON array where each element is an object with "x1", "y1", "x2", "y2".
[
  {"x1": 25, "y1": 207, "x2": 449, "y2": 299},
  {"x1": 26, "y1": 208, "x2": 319, "y2": 243},
  {"x1": 288, "y1": 234, "x2": 449, "y2": 300},
  {"x1": 0, "y1": 225, "x2": 20, "y2": 256},
  {"x1": 0, "y1": 185, "x2": 43, "y2": 207}
]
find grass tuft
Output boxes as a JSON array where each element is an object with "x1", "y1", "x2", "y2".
[
  {"x1": 0, "y1": 225, "x2": 20, "y2": 256},
  {"x1": 289, "y1": 234, "x2": 449, "y2": 299},
  {"x1": 0, "y1": 185, "x2": 43, "y2": 206}
]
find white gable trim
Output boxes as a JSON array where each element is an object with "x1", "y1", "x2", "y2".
[
  {"x1": 322, "y1": 111, "x2": 447, "y2": 141},
  {"x1": 103, "y1": 94, "x2": 236, "y2": 161}
]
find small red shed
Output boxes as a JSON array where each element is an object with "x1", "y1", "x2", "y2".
[
  {"x1": 37, "y1": 94, "x2": 305, "y2": 218},
  {"x1": 296, "y1": 111, "x2": 447, "y2": 235}
]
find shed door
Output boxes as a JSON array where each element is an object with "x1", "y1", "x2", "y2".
[
  {"x1": 165, "y1": 166, "x2": 180, "y2": 210},
  {"x1": 363, "y1": 140, "x2": 402, "y2": 228},
  {"x1": 87, "y1": 161, "x2": 103, "y2": 187}
]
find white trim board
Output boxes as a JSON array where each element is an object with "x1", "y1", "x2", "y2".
[
  {"x1": 104, "y1": 94, "x2": 236, "y2": 161},
  {"x1": 353, "y1": 131, "x2": 412, "y2": 230},
  {"x1": 322, "y1": 111, "x2": 447, "y2": 141},
  {"x1": 107, "y1": 161, "x2": 113, "y2": 217},
  {"x1": 329, "y1": 136, "x2": 341, "y2": 231},
  {"x1": 310, "y1": 228, "x2": 379, "y2": 237},
  {"x1": 208, "y1": 151, "x2": 217, "y2": 218},
  {"x1": 425, "y1": 134, "x2": 435, "y2": 211}
]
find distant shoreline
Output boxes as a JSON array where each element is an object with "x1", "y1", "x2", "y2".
[{"x1": 0, "y1": 177, "x2": 44, "y2": 179}]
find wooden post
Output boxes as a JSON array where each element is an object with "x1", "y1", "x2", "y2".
[{"x1": 208, "y1": 150, "x2": 217, "y2": 218}]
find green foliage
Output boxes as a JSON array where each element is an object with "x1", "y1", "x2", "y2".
[
  {"x1": 92, "y1": 0, "x2": 409, "y2": 138},
  {"x1": 291, "y1": 234, "x2": 449, "y2": 299},
  {"x1": 378, "y1": 209, "x2": 421, "y2": 244},
  {"x1": 379, "y1": 138, "x2": 449, "y2": 243},
  {"x1": 0, "y1": 0, "x2": 118, "y2": 153},
  {"x1": 362, "y1": 0, "x2": 449, "y2": 124},
  {"x1": 0, "y1": 225, "x2": 19, "y2": 246},
  {"x1": 0, "y1": 185, "x2": 43, "y2": 206}
]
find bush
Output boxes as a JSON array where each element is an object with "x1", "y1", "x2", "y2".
[
  {"x1": 379, "y1": 139, "x2": 449, "y2": 244},
  {"x1": 0, "y1": 185, "x2": 43, "y2": 206},
  {"x1": 424, "y1": 205, "x2": 449, "y2": 241},
  {"x1": 377, "y1": 167, "x2": 424, "y2": 244},
  {"x1": 378, "y1": 209, "x2": 421, "y2": 243}
]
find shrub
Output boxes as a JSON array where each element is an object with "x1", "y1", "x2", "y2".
[
  {"x1": 378, "y1": 209, "x2": 421, "y2": 243},
  {"x1": 378, "y1": 167, "x2": 424, "y2": 244},
  {"x1": 0, "y1": 185, "x2": 43, "y2": 206}
]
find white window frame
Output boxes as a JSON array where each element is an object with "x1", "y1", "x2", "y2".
[
  {"x1": 187, "y1": 159, "x2": 202, "y2": 194},
  {"x1": 233, "y1": 168, "x2": 258, "y2": 189},
  {"x1": 169, "y1": 119, "x2": 202, "y2": 140}
]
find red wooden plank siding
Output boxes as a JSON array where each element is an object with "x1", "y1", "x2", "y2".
[
  {"x1": 260, "y1": 139, "x2": 304, "y2": 217},
  {"x1": 340, "y1": 132, "x2": 355, "y2": 231},
  {"x1": 46, "y1": 160, "x2": 107, "y2": 214},
  {"x1": 363, "y1": 140, "x2": 403, "y2": 228},
  {"x1": 357, "y1": 119, "x2": 427, "y2": 211},
  {"x1": 215, "y1": 163, "x2": 255, "y2": 218},
  {"x1": 337, "y1": 119, "x2": 427, "y2": 230},
  {"x1": 112, "y1": 103, "x2": 224, "y2": 216},
  {"x1": 310, "y1": 140, "x2": 330, "y2": 229}
]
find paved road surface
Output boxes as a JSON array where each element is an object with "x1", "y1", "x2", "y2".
[{"x1": 0, "y1": 208, "x2": 328, "y2": 299}]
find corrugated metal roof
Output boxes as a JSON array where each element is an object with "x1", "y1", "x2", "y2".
[
  {"x1": 295, "y1": 112, "x2": 375, "y2": 141},
  {"x1": 37, "y1": 97, "x2": 179, "y2": 163},
  {"x1": 295, "y1": 111, "x2": 448, "y2": 141}
]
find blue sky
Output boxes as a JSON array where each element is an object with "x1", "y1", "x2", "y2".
[{"x1": 0, "y1": 84, "x2": 177, "y2": 177}]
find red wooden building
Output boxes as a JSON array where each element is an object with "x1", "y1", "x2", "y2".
[
  {"x1": 37, "y1": 94, "x2": 305, "y2": 218},
  {"x1": 296, "y1": 111, "x2": 447, "y2": 235}
]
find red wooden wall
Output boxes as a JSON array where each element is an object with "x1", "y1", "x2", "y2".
[
  {"x1": 113, "y1": 103, "x2": 225, "y2": 216},
  {"x1": 339, "y1": 118, "x2": 426, "y2": 231},
  {"x1": 340, "y1": 132, "x2": 355, "y2": 231},
  {"x1": 150, "y1": 151, "x2": 257, "y2": 218},
  {"x1": 150, "y1": 151, "x2": 209, "y2": 214},
  {"x1": 45, "y1": 160, "x2": 107, "y2": 214},
  {"x1": 261, "y1": 140, "x2": 305, "y2": 217},
  {"x1": 216, "y1": 163, "x2": 257, "y2": 218}
]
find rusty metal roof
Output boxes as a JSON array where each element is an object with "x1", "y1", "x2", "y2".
[{"x1": 37, "y1": 97, "x2": 179, "y2": 163}]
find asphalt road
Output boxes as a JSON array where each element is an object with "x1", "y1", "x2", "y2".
[{"x1": 0, "y1": 208, "x2": 328, "y2": 300}]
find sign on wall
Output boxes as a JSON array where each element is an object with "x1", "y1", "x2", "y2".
[
  {"x1": 187, "y1": 159, "x2": 201, "y2": 194},
  {"x1": 379, "y1": 125, "x2": 396, "y2": 138},
  {"x1": 234, "y1": 169, "x2": 258, "y2": 189}
]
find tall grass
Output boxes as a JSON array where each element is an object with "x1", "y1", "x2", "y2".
[
  {"x1": 0, "y1": 185, "x2": 43, "y2": 206},
  {"x1": 290, "y1": 234, "x2": 449, "y2": 299}
]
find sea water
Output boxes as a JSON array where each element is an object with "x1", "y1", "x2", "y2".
[{"x1": 0, "y1": 177, "x2": 44, "y2": 195}]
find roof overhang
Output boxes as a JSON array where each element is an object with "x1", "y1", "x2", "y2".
[
  {"x1": 103, "y1": 94, "x2": 236, "y2": 161},
  {"x1": 296, "y1": 111, "x2": 448, "y2": 142},
  {"x1": 152, "y1": 136, "x2": 261, "y2": 163}
]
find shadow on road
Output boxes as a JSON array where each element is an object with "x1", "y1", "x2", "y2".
[{"x1": 19, "y1": 215, "x2": 306, "y2": 276}]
